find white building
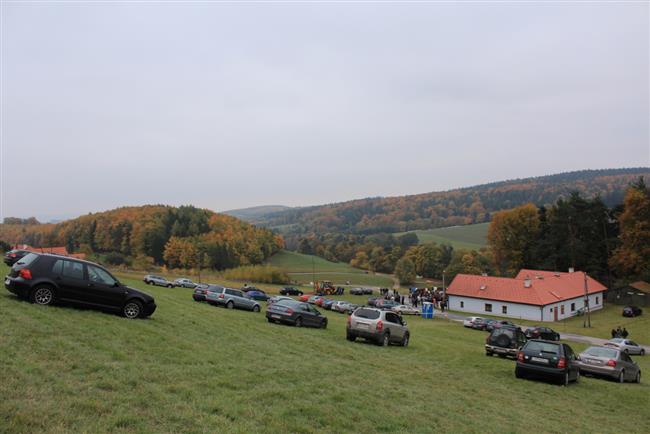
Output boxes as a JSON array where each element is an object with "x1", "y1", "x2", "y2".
[{"x1": 446, "y1": 269, "x2": 607, "y2": 322}]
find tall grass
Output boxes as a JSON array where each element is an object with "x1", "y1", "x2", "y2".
[{"x1": 221, "y1": 264, "x2": 290, "y2": 284}]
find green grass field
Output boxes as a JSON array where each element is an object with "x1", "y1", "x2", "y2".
[
  {"x1": 395, "y1": 223, "x2": 489, "y2": 250},
  {"x1": 2, "y1": 262, "x2": 649, "y2": 433},
  {"x1": 267, "y1": 250, "x2": 394, "y2": 288}
]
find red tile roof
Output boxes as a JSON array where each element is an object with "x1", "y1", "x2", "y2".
[
  {"x1": 14, "y1": 244, "x2": 85, "y2": 259},
  {"x1": 447, "y1": 269, "x2": 607, "y2": 306}
]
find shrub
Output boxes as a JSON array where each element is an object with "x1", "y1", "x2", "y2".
[
  {"x1": 104, "y1": 252, "x2": 127, "y2": 266},
  {"x1": 221, "y1": 265, "x2": 290, "y2": 284}
]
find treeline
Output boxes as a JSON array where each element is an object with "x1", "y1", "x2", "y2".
[
  {"x1": 488, "y1": 178, "x2": 649, "y2": 285},
  {"x1": 259, "y1": 168, "x2": 649, "y2": 236},
  {"x1": 0, "y1": 205, "x2": 284, "y2": 271}
]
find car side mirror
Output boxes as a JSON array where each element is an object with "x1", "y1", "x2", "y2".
[{"x1": 114, "y1": 281, "x2": 121, "y2": 287}]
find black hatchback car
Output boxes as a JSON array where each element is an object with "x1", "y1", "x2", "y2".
[
  {"x1": 623, "y1": 306, "x2": 643, "y2": 317},
  {"x1": 280, "y1": 287, "x2": 304, "y2": 296},
  {"x1": 515, "y1": 340, "x2": 580, "y2": 386},
  {"x1": 525, "y1": 326, "x2": 561, "y2": 341},
  {"x1": 266, "y1": 299, "x2": 327, "y2": 328},
  {"x1": 4, "y1": 253, "x2": 156, "y2": 319},
  {"x1": 3, "y1": 249, "x2": 31, "y2": 266}
]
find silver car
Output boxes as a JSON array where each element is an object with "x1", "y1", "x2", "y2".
[
  {"x1": 206, "y1": 287, "x2": 261, "y2": 312},
  {"x1": 577, "y1": 346, "x2": 642, "y2": 383},
  {"x1": 346, "y1": 307, "x2": 410, "y2": 347},
  {"x1": 604, "y1": 338, "x2": 646, "y2": 356},
  {"x1": 143, "y1": 274, "x2": 175, "y2": 288},
  {"x1": 173, "y1": 278, "x2": 197, "y2": 288},
  {"x1": 392, "y1": 305, "x2": 420, "y2": 315}
]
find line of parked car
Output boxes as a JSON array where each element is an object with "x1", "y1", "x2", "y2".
[{"x1": 464, "y1": 315, "x2": 645, "y2": 386}]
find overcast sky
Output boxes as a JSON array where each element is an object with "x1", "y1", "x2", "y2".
[{"x1": 1, "y1": 1, "x2": 648, "y2": 221}]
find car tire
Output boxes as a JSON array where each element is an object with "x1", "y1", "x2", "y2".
[
  {"x1": 562, "y1": 372, "x2": 570, "y2": 386},
  {"x1": 226, "y1": 301, "x2": 234, "y2": 309},
  {"x1": 321, "y1": 319, "x2": 327, "y2": 329},
  {"x1": 346, "y1": 331, "x2": 356, "y2": 342},
  {"x1": 619, "y1": 370, "x2": 625, "y2": 383},
  {"x1": 575, "y1": 370, "x2": 580, "y2": 383},
  {"x1": 401, "y1": 333, "x2": 410, "y2": 347},
  {"x1": 167, "y1": 284, "x2": 173, "y2": 288},
  {"x1": 267, "y1": 317, "x2": 274, "y2": 323},
  {"x1": 253, "y1": 305, "x2": 260, "y2": 313},
  {"x1": 295, "y1": 317, "x2": 303, "y2": 327},
  {"x1": 30, "y1": 285, "x2": 55, "y2": 306},
  {"x1": 641, "y1": 349, "x2": 645, "y2": 356},
  {"x1": 123, "y1": 300, "x2": 143, "y2": 319},
  {"x1": 381, "y1": 332, "x2": 391, "y2": 347},
  {"x1": 515, "y1": 367, "x2": 525, "y2": 379},
  {"x1": 635, "y1": 371, "x2": 641, "y2": 383},
  {"x1": 485, "y1": 352, "x2": 492, "y2": 357}
]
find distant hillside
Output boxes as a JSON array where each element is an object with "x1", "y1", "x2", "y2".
[
  {"x1": 0, "y1": 205, "x2": 283, "y2": 269},
  {"x1": 395, "y1": 223, "x2": 489, "y2": 250},
  {"x1": 257, "y1": 168, "x2": 650, "y2": 236},
  {"x1": 223, "y1": 205, "x2": 293, "y2": 222}
]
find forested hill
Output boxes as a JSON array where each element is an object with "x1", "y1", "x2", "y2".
[
  {"x1": 257, "y1": 168, "x2": 650, "y2": 235},
  {"x1": 0, "y1": 205, "x2": 284, "y2": 270}
]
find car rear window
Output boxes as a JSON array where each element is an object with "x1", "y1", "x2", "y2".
[
  {"x1": 525, "y1": 341, "x2": 560, "y2": 355},
  {"x1": 15, "y1": 252, "x2": 39, "y2": 267},
  {"x1": 354, "y1": 308, "x2": 380, "y2": 320},
  {"x1": 584, "y1": 347, "x2": 618, "y2": 358},
  {"x1": 493, "y1": 328, "x2": 515, "y2": 338}
]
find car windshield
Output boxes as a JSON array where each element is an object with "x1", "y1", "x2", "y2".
[
  {"x1": 354, "y1": 308, "x2": 380, "y2": 319},
  {"x1": 15, "y1": 253, "x2": 39, "y2": 266},
  {"x1": 525, "y1": 341, "x2": 560, "y2": 355},
  {"x1": 493, "y1": 329, "x2": 515, "y2": 338},
  {"x1": 584, "y1": 347, "x2": 618, "y2": 358}
]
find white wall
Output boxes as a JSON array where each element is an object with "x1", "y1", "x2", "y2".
[
  {"x1": 448, "y1": 296, "x2": 542, "y2": 321},
  {"x1": 449, "y1": 292, "x2": 604, "y2": 322}
]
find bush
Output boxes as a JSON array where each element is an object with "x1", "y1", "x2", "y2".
[
  {"x1": 221, "y1": 265, "x2": 290, "y2": 284},
  {"x1": 104, "y1": 252, "x2": 127, "y2": 266}
]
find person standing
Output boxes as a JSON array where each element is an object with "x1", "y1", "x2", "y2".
[
  {"x1": 622, "y1": 328, "x2": 629, "y2": 339},
  {"x1": 611, "y1": 328, "x2": 617, "y2": 339}
]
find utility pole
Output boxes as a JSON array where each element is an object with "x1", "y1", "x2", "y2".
[
  {"x1": 583, "y1": 271, "x2": 591, "y2": 328},
  {"x1": 442, "y1": 270, "x2": 446, "y2": 300}
]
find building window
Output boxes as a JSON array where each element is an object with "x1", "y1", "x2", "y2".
[
  {"x1": 596, "y1": 296, "x2": 599, "y2": 305},
  {"x1": 460, "y1": 301, "x2": 464, "y2": 308},
  {"x1": 485, "y1": 303, "x2": 492, "y2": 312},
  {"x1": 502, "y1": 306, "x2": 507, "y2": 314},
  {"x1": 571, "y1": 303, "x2": 575, "y2": 312},
  {"x1": 561, "y1": 305, "x2": 565, "y2": 315}
]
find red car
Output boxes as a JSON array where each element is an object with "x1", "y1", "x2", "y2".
[
  {"x1": 298, "y1": 294, "x2": 310, "y2": 302},
  {"x1": 315, "y1": 297, "x2": 326, "y2": 307}
]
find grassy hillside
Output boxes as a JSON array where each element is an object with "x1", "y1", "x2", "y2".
[
  {"x1": 1, "y1": 262, "x2": 648, "y2": 433},
  {"x1": 395, "y1": 223, "x2": 489, "y2": 250},
  {"x1": 267, "y1": 250, "x2": 394, "y2": 287},
  {"x1": 222, "y1": 205, "x2": 292, "y2": 222}
]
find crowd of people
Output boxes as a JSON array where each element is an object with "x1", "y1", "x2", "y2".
[{"x1": 378, "y1": 287, "x2": 448, "y2": 311}]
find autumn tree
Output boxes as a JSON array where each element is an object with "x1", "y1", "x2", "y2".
[
  {"x1": 610, "y1": 178, "x2": 650, "y2": 280},
  {"x1": 395, "y1": 257, "x2": 416, "y2": 285},
  {"x1": 488, "y1": 203, "x2": 540, "y2": 276}
]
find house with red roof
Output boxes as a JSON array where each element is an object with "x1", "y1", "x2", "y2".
[
  {"x1": 12, "y1": 244, "x2": 86, "y2": 260},
  {"x1": 446, "y1": 269, "x2": 607, "y2": 322}
]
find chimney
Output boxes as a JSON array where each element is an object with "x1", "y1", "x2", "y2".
[
  {"x1": 524, "y1": 276, "x2": 532, "y2": 288},
  {"x1": 568, "y1": 267, "x2": 574, "y2": 273}
]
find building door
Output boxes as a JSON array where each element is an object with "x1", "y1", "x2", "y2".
[{"x1": 554, "y1": 307, "x2": 558, "y2": 321}]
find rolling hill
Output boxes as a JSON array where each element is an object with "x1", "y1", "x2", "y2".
[
  {"x1": 255, "y1": 168, "x2": 650, "y2": 236},
  {"x1": 223, "y1": 205, "x2": 293, "y2": 222},
  {"x1": 395, "y1": 222, "x2": 489, "y2": 250}
]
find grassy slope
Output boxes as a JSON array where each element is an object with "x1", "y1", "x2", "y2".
[
  {"x1": 1, "y1": 262, "x2": 649, "y2": 434},
  {"x1": 267, "y1": 250, "x2": 394, "y2": 288},
  {"x1": 395, "y1": 223, "x2": 489, "y2": 250}
]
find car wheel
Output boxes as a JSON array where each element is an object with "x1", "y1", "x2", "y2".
[
  {"x1": 485, "y1": 352, "x2": 492, "y2": 357},
  {"x1": 123, "y1": 300, "x2": 143, "y2": 319},
  {"x1": 635, "y1": 371, "x2": 641, "y2": 384},
  {"x1": 401, "y1": 333, "x2": 410, "y2": 347},
  {"x1": 641, "y1": 349, "x2": 645, "y2": 356},
  {"x1": 167, "y1": 284, "x2": 173, "y2": 288},
  {"x1": 226, "y1": 301, "x2": 234, "y2": 309},
  {"x1": 31, "y1": 286, "x2": 55, "y2": 306},
  {"x1": 515, "y1": 367, "x2": 525, "y2": 379},
  {"x1": 381, "y1": 332, "x2": 391, "y2": 347},
  {"x1": 321, "y1": 319, "x2": 327, "y2": 329},
  {"x1": 562, "y1": 372, "x2": 570, "y2": 386},
  {"x1": 253, "y1": 305, "x2": 260, "y2": 313},
  {"x1": 346, "y1": 331, "x2": 356, "y2": 342},
  {"x1": 295, "y1": 317, "x2": 303, "y2": 327},
  {"x1": 299, "y1": 292, "x2": 303, "y2": 296},
  {"x1": 618, "y1": 370, "x2": 625, "y2": 383},
  {"x1": 575, "y1": 370, "x2": 580, "y2": 383},
  {"x1": 267, "y1": 317, "x2": 274, "y2": 323}
]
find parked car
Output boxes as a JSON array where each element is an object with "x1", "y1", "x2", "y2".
[
  {"x1": 269, "y1": 295, "x2": 294, "y2": 305},
  {"x1": 192, "y1": 284, "x2": 225, "y2": 302},
  {"x1": 322, "y1": 299, "x2": 336, "y2": 310},
  {"x1": 577, "y1": 346, "x2": 641, "y2": 383},
  {"x1": 515, "y1": 340, "x2": 580, "y2": 386},
  {"x1": 173, "y1": 278, "x2": 197, "y2": 288},
  {"x1": 266, "y1": 300, "x2": 328, "y2": 328},
  {"x1": 343, "y1": 303, "x2": 361, "y2": 314},
  {"x1": 307, "y1": 295, "x2": 322, "y2": 304},
  {"x1": 246, "y1": 290, "x2": 270, "y2": 302},
  {"x1": 351, "y1": 287, "x2": 373, "y2": 295},
  {"x1": 604, "y1": 339, "x2": 646, "y2": 356},
  {"x1": 367, "y1": 297, "x2": 379, "y2": 306},
  {"x1": 346, "y1": 307, "x2": 410, "y2": 347},
  {"x1": 4, "y1": 252, "x2": 156, "y2": 319},
  {"x1": 524, "y1": 326, "x2": 560, "y2": 341},
  {"x1": 471, "y1": 318, "x2": 490, "y2": 330},
  {"x1": 298, "y1": 294, "x2": 311, "y2": 302},
  {"x1": 280, "y1": 287, "x2": 304, "y2": 296},
  {"x1": 623, "y1": 306, "x2": 643, "y2": 317},
  {"x1": 487, "y1": 320, "x2": 516, "y2": 331},
  {"x1": 332, "y1": 301, "x2": 350, "y2": 313},
  {"x1": 463, "y1": 316, "x2": 483, "y2": 328},
  {"x1": 485, "y1": 326, "x2": 527, "y2": 358},
  {"x1": 314, "y1": 297, "x2": 326, "y2": 307},
  {"x1": 143, "y1": 274, "x2": 175, "y2": 288},
  {"x1": 3, "y1": 249, "x2": 31, "y2": 266},
  {"x1": 241, "y1": 286, "x2": 260, "y2": 293},
  {"x1": 206, "y1": 287, "x2": 261, "y2": 312},
  {"x1": 392, "y1": 305, "x2": 420, "y2": 315}
]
